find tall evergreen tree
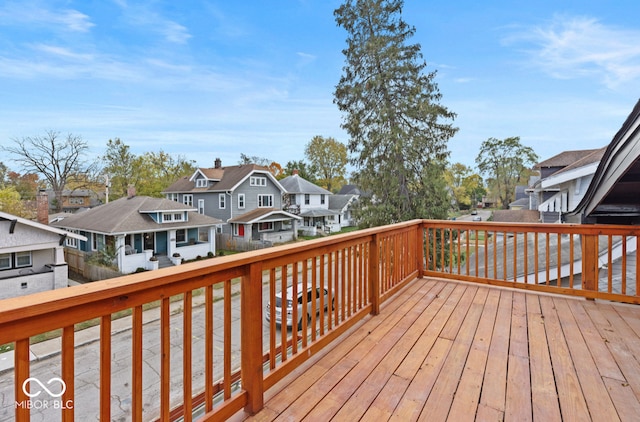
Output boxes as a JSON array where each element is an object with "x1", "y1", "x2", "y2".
[{"x1": 334, "y1": 0, "x2": 457, "y2": 227}]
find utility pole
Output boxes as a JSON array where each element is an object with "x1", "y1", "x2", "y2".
[{"x1": 104, "y1": 175, "x2": 110, "y2": 203}]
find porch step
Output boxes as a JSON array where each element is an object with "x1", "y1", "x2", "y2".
[{"x1": 156, "y1": 255, "x2": 173, "y2": 269}]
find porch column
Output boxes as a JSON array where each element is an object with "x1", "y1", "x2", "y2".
[
  {"x1": 53, "y1": 245, "x2": 66, "y2": 265},
  {"x1": 168, "y1": 229, "x2": 177, "y2": 257},
  {"x1": 209, "y1": 227, "x2": 216, "y2": 255},
  {"x1": 115, "y1": 235, "x2": 126, "y2": 271}
]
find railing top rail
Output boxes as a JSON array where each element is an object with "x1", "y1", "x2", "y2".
[
  {"x1": 0, "y1": 220, "x2": 423, "y2": 324},
  {"x1": 422, "y1": 219, "x2": 640, "y2": 235}
]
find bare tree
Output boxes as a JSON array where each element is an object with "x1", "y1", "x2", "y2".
[{"x1": 2, "y1": 130, "x2": 97, "y2": 212}]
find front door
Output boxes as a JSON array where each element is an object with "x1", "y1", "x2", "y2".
[
  {"x1": 156, "y1": 232, "x2": 168, "y2": 254},
  {"x1": 238, "y1": 224, "x2": 245, "y2": 237}
]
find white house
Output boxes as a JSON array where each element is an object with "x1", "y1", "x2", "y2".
[{"x1": 0, "y1": 211, "x2": 85, "y2": 300}]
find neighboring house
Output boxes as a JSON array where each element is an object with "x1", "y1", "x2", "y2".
[
  {"x1": 529, "y1": 148, "x2": 605, "y2": 223},
  {"x1": 0, "y1": 211, "x2": 85, "y2": 300},
  {"x1": 163, "y1": 159, "x2": 301, "y2": 246},
  {"x1": 48, "y1": 188, "x2": 101, "y2": 213},
  {"x1": 52, "y1": 193, "x2": 223, "y2": 274},
  {"x1": 281, "y1": 171, "x2": 343, "y2": 235},
  {"x1": 328, "y1": 194, "x2": 358, "y2": 229}
]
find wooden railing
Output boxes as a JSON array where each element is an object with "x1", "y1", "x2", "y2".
[
  {"x1": 0, "y1": 219, "x2": 638, "y2": 421},
  {"x1": 422, "y1": 220, "x2": 640, "y2": 304}
]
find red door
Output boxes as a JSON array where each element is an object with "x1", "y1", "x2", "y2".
[{"x1": 238, "y1": 224, "x2": 244, "y2": 237}]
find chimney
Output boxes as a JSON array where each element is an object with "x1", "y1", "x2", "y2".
[
  {"x1": 293, "y1": 169, "x2": 299, "y2": 176},
  {"x1": 214, "y1": 158, "x2": 222, "y2": 169},
  {"x1": 127, "y1": 185, "x2": 136, "y2": 199},
  {"x1": 37, "y1": 189, "x2": 49, "y2": 225}
]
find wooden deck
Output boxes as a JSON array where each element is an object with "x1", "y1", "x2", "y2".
[{"x1": 239, "y1": 277, "x2": 640, "y2": 421}]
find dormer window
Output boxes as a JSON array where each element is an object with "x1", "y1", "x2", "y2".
[
  {"x1": 163, "y1": 212, "x2": 184, "y2": 222},
  {"x1": 250, "y1": 176, "x2": 267, "y2": 187},
  {"x1": 196, "y1": 179, "x2": 208, "y2": 188}
]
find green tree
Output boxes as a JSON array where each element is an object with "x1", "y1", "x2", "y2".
[
  {"x1": 444, "y1": 163, "x2": 485, "y2": 210},
  {"x1": 102, "y1": 138, "x2": 137, "y2": 200},
  {"x1": 1, "y1": 130, "x2": 98, "y2": 212},
  {"x1": 0, "y1": 186, "x2": 27, "y2": 217},
  {"x1": 334, "y1": 0, "x2": 457, "y2": 227},
  {"x1": 475, "y1": 137, "x2": 538, "y2": 209},
  {"x1": 304, "y1": 135, "x2": 348, "y2": 192},
  {"x1": 283, "y1": 160, "x2": 317, "y2": 182},
  {"x1": 135, "y1": 151, "x2": 196, "y2": 197}
]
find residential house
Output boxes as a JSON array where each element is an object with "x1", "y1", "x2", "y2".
[
  {"x1": 163, "y1": 159, "x2": 301, "y2": 247},
  {"x1": 0, "y1": 210, "x2": 85, "y2": 300},
  {"x1": 48, "y1": 188, "x2": 101, "y2": 213},
  {"x1": 328, "y1": 194, "x2": 358, "y2": 229},
  {"x1": 529, "y1": 147, "x2": 605, "y2": 223},
  {"x1": 280, "y1": 172, "x2": 339, "y2": 235},
  {"x1": 52, "y1": 192, "x2": 223, "y2": 274}
]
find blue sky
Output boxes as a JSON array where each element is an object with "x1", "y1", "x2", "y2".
[{"x1": 1, "y1": 1, "x2": 640, "y2": 175}]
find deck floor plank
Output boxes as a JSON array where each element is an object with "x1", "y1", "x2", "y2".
[
  {"x1": 553, "y1": 297, "x2": 620, "y2": 421},
  {"x1": 526, "y1": 294, "x2": 562, "y2": 422},
  {"x1": 242, "y1": 279, "x2": 640, "y2": 422}
]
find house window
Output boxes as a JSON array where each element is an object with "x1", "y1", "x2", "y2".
[
  {"x1": 176, "y1": 229, "x2": 186, "y2": 243},
  {"x1": 183, "y1": 194, "x2": 193, "y2": 207},
  {"x1": 163, "y1": 213, "x2": 173, "y2": 222},
  {"x1": 238, "y1": 193, "x2": 245, "y2": 209},
  {"x1": 219, "y1": 193, "x2": 226, "y2": 209},
  {"x1": 305, "y1": 194, "x2": 310, "y2": 205},
  {"x1": 321, "y1": 194, "x2": 325, "y2": 205},
  {"x1": 196, "y1": 178, "x2": 208, "y2": 188},
  {"x1": 174, "y1": 213, "x2": 183, "y2": 221},
  {"x1": 198, "y1": 199, "x2": 205, "y2": 214},
  {"x1": 15, "y1": 252, "x2": 31, "y2": 268},
  {"x1": 92, "y1": 233, "x2": 99, "y2": 251},
  {"x1": 258, "y1": 194, "x2": 273, "y2": 207},
  {"x1": 0, "y1": 254, "x2": 11, "y2": 270},
  {"x1": 167, "y1": 193, "x2": 178, "y2": 202},
  {"x1": 198, "y1": 227, "x2": 209, "y2": 242},
  {"x1": 259, "y1": 222, "x2": 274, "y2": 232},
  {"x1": 250, "y1": 176, "x2": 267, "y2": 187},
  {"x1": 66, "y1": 230, "x2": 79, "y2": 248}
]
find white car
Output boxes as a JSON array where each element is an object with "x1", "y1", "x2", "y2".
[{"x1": 266, "y1": 284, "x2": 331, "y2": 330}]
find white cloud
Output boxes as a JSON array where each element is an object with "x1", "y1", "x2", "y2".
[
  {"x1": 505, "y1": 15, "x2": 640, "y2": 89},
  {"x1": 0, "y1": 2, "x2": 94, "y2": 32}
]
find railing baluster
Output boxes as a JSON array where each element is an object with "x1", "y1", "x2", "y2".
[
  {"x1": 223, "y1": 280, "x2": 231, "y2": 400},
  {"x1": 132, "y1": 305, "x2": 143, "y2": 421},
  {"x1": 204, "y1": 285, "x2": 213, "y2": 412},
  {"x1": 100, "y1": 315, "x2": 111, "y2": 421},
  {"x1": 160, "y1": 297, "x2": 170, "y2": 420},
  {"x1": 14, "y1": 338, "x2": 29, "y2": 422},
  {"x1": 622, "y1": 235, "x2": 628, "y2": 295},
  {"x1": 62, "y1": 326, "x2": 74, "y2": 422},
  {"x1": 183, "y1": 290, "x2": 193, "y2": 422}
]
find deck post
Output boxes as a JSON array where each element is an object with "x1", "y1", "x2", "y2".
[
  {"x1": 241, "y1": 262, "x2": 264, "y2": 414},
  {"x1": 369, "y1": 233, "x2": 380, "y2": 315},
  {"x1": 417, "y1": 222, "x2": 425, "y2": 278},
  {"x1": 581, "y1": 234, "x2": 599, "y2": 294}
]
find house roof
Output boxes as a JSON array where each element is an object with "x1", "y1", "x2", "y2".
[
  {"x1": 51, "y1": 195, "x2": 223, "y2": 235},
  {"x1": 328, "y1": 194, "x2": 355, "y2": 212},
  {"x1": 164, "y1": 164, "x2": 283, "y2": 194},
  {"x1": 492, "y1": 210, "x2": 540, "y2": 223},
  {"x1": 567, "y1": 98, "x2": 640, "y2": 224},
  {"x1": 227, "y1": 208, "x2": 301, "y2": 224},
  {"x1": 535, "y1": 149, "x2": 603, "y2": 169},
  {"x1": 0, "y1": 211, "x2": 86, "y2": 241},
  {"x1": 280, "y1": 174, "x2": 332, "y2": 195},
  {"x1": 299, "y1": 209, "x2": 338, "y2": 217}
]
